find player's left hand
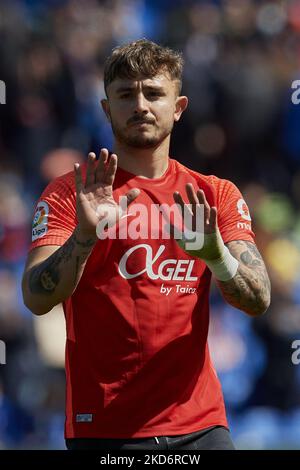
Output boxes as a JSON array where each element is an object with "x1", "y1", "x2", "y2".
[{"x1": 171, "y1": 183, "x2": 225, "y2": 261}]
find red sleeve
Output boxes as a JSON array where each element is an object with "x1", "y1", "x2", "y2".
[
  {"x1": 213, "y1": 177, "x2": 255, "y2": 244},
  {"x1": 30, "y1": 173, "x2": 77, "y2": 251}
]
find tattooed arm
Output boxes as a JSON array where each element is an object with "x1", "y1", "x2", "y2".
[
  {"x1": 22, "y1": 149, "x2": 139, "y2": 316},
  {"x1": 22, "y1": 226, "x2": 96, "y2": 315},
  {"x1": 216, "y1": 240, "x2": 271, "y2": 316}
]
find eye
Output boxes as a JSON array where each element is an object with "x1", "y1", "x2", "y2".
[{"x1": 147, "y1": 91, "x2": 163, "y2": 100}]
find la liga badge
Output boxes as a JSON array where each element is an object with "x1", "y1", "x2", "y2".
[{"x1": 32, "y1": 201, "x2": 49, "y2": 241}]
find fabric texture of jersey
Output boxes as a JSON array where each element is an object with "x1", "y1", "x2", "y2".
[{"x1": 29, "y1": 158, "x2": 255, "y2": 438}]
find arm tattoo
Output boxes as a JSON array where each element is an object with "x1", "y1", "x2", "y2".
[
  {"x1": 217, "y1": 240, "x2": 271, "y2": 315},
  {"x1": 28, "y1": 233, "x2": 95, "y2": 295}
]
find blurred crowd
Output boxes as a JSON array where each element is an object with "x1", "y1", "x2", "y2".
[{"x1": 1, "y1": 0, "x2": 300, "y2": 449}]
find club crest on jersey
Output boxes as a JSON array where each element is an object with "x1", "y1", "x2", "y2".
[{"x1": 32, "y1": 201, "x2": 49, "y2": 241}]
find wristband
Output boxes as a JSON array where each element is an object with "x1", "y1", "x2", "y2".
[{"x1": 203, "y1": 245, "x2": 239, "y2": 281}]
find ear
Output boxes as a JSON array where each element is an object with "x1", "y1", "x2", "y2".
[
  {"x1": 174, "y1": 96, "x2": 188, "y2": 122},
  {"x1": 101, "y1": 99, "x2": 111, "y2": 122}
]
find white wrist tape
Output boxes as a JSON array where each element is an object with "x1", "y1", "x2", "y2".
[{"x1": 203, "y1": 245, "x2": 239, "y2": 281}]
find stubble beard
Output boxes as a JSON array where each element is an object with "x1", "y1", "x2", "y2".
[{"x1": 110, "y1": 119, "x2": 173, "y2": 149}]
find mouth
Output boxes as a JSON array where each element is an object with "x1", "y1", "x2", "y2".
[{"x1": 129, "y1": 120, "x2": 153, "y2": 127}]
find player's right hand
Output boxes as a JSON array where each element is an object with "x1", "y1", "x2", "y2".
[{"x1": 74, "y1": 148, "x2": 140, "y2": 239}]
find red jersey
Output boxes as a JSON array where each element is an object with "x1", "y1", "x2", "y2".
[{"x1": 30, "y1": 158, "x2": 254, "y2": 438}]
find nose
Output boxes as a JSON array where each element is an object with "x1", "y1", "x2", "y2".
[{"x1": 133, "y1": 92, "x2": 148, "y2": 114}]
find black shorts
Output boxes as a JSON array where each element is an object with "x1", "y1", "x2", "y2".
[{"x1": 65, "y1": 425, "x2": 235, "y2": 450}]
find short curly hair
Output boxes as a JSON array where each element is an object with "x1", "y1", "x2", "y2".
[{"x1": 103, "y1": 38, "x2": 184, "y2": 96}]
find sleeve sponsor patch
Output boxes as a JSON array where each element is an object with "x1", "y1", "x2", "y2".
[
  {"x1": 32, "y1": 201, "x2": 49, "y2": 241},
  {"x1": 237, "y1": 198, "x2": 251, "y2": 221}
]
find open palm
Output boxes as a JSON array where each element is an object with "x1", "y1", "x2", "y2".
[{"x1": 74, "y1": 148, "x2": 139, "y2": 238}]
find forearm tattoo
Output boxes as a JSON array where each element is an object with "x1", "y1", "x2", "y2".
[
  {"x1": 28, "y1": 233, "x2": 95, "y2": 295},
  {"x1": 217, "y1": 240, "x2": 271, "y2": 315}
]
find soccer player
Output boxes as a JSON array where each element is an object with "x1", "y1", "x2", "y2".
[{"x1": 22, "y1": 39, "x2": 271, "y2": 450}]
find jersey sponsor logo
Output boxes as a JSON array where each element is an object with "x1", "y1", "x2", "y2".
[
  {"x1": 237, "y1": 198, "x2": 251, "y2": 221},
  {"x1": 118, "y1": 244, "x2": 198, "y2": 281},
  {"x1": 32, "y1": 201, "x2": 49, "y2": 241},
  {"x1": 237, "y1": 221, "x2": 251, "y2": 230}
]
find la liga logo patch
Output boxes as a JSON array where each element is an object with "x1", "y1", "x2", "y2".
[{"x1": 32, "y1": 201, "x2": 49, "y2": 241}]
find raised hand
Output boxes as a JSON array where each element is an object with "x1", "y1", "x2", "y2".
[
  {"x1": 74, "y1": 148, "x2": 139, "y2": 239},
  {"x1": 172, "y1": 183, "x2": 224, "y2": 260}
]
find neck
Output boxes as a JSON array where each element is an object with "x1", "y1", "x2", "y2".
[{"x1": 113, "y1": 136, "x2": 170, "y2": 179}]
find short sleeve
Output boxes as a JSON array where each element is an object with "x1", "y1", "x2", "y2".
[
  {"x1": 215, "y1": 178, "x2": 255, "y2": 244},
  {"x1": 30, "y1": 174, "x2": 77, "y2": 251}
]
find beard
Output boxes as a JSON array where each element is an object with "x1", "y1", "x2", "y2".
[{"x1": 110, "y1": 118, "x2": 174, "y2": 149}]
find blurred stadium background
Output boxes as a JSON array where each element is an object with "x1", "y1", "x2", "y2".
[{"x1": 1, "y1": 0, "x2": 300, "y2": 449}]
